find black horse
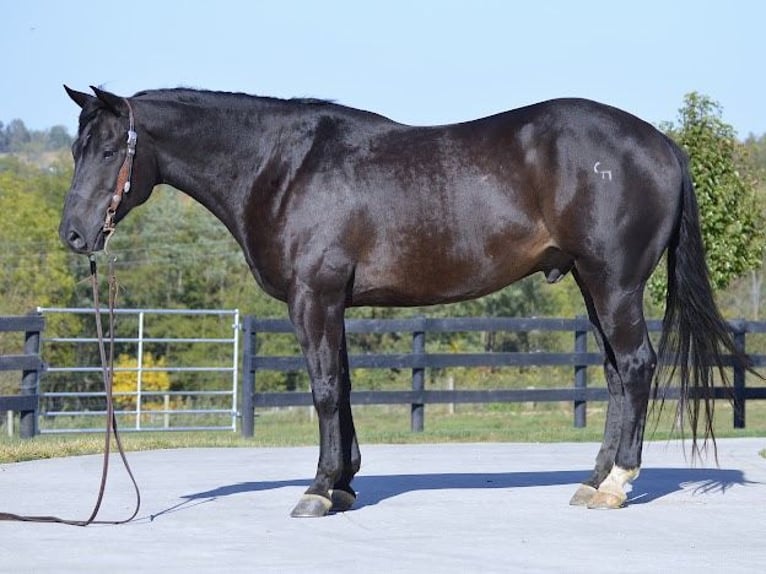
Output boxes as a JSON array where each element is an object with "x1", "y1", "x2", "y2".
[{"x1": 60, "y1": 86, "x2": 742, "y2": 517}]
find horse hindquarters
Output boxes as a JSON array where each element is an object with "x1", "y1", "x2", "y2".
[
  {"x1": 559, "y1": 136, "x2": 680, "y2": 508},
  {"x1": 568, "y1": 135, "x2": 741, "y2": 509}
]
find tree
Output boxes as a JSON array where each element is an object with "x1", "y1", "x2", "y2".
[
  {"x1": 650, "y1": 93, "x2": 765, "y2": 301},
  {"x1": 743, "y1": 133, "x2": 766, "y2": 172},
  {"x1": 0, "y1": 121, "x2": 7, "y2": 152},
  {"x1": 0, "y1": 120, "x2": 72, "y2": 155},
  {"x1": 46, "y1": 125, "x2": 72, "y2": 150},
  {"x1": 719, "y1": 133, "x2": 766, "y2": 318},
  {"x1": 5, "y1": 119, "x2": 31, "y2": 152},
  {"x1": 0, "y1": 156, "x2": 75, "y2": 313}
]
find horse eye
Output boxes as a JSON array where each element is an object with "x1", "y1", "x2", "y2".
[{"x1": 103, "y1": 150, "x2": 116, "y2": 159}]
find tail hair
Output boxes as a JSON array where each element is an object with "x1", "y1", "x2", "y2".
[{"x1": 655, "y1": 139, "x2": 749, "y2": 460}]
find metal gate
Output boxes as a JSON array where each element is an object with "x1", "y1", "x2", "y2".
[{"x1": 37, "y1": 308, "x2": 240, "y2": 433}]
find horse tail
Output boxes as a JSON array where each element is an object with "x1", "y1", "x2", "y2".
[{"x1": 655, "y1": 137, "x2": 747, "y2": 458}]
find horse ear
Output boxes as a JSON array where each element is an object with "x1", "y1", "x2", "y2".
[
  {"x1": 90, "y1": 86, "x2": 128, "y2": 116},
  {"x1": 64, "y1": 85, "x2": 95, "y2": 109}
]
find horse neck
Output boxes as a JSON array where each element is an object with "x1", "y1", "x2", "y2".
[{"x1": 138, "y1": 95, "x2": 312, "y2": 235}]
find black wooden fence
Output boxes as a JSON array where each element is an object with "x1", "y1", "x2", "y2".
[
  {"x1": 0, "y1": 314, "x2": 45, "y2": 438},
  {"x1": 241, "y1": 316, "x2": 766, "y2": 437}
]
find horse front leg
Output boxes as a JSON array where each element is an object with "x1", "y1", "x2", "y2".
[{"x1": 287, "y1": 280, "x2": 357, "y2": 518}]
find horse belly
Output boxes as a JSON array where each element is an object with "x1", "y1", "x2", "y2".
[{"x1": 350, "y1": 224, "x2": 551, "y2": 307}]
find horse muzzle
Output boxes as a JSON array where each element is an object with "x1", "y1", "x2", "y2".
[{"x1": 59, "y1": 219, "x2": 106, "y2": 255}]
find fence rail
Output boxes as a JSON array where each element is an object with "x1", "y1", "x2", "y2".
[
  {"x1": 241, "y1": 316, "x2": 766, "y2": 437},
  {"x1": 7, "y1": 312, "x2": 766, "y2": 438},
  {"x1": 0, "y1": 314, "x2": 45, "y2": 437}
]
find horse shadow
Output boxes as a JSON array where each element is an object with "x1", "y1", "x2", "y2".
[{"x1": 158, "y1": 467, "x2": 753, "y2": 518}]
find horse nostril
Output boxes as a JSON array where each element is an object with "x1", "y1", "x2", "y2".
[{"x1": 67, "y1": 228, "x2": 86, "y2": 251}]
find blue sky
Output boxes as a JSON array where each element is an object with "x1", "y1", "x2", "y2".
[{"x1": 3, "y1": 0, "x2": 765, "y2": 137}]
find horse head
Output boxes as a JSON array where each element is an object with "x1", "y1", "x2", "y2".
[{"x1": 60, "y1": 86, "x2": 157, "y2": 254}]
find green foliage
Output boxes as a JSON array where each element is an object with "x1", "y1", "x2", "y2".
[
  {"x1": 743, "y1": 133, "x2": 766, "y2": 175},
  {"x1": 715, "y1": 134, "x2": 766, "y2": 320},
  {"x1": 651, "y1": 93, "x2": 765, "y2": 301},
  {"x1": 0, "y1": 155, "x2": 75, "y2": 313}
]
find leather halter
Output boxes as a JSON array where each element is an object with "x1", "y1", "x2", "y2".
[{"x1": 103, "y1": 99, "x2": 137, "y2": 236}]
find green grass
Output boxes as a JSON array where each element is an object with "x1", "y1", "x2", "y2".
[{"x1": 2, "y1": 401, "x2": 765, "y2": 464}]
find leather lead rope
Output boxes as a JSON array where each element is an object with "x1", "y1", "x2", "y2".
[{"x1": 0, "y1": 257, "x2": 141, "y2": 526}]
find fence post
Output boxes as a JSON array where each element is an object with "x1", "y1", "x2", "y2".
[
  {"x1": 241, "y1": 315, "x2": 256, "y2": 437},
  {"x1": 574, "y1": 317, "x2": 588, "y2": 428},
  {"x1": 732, "y1": 321, "x2": 746, "y2": 429},
  {"x1": 20, "y1": 315, "x2": 42, "y2": 438},
  {"x1": 411, "y1": 318, "x2": 426, "y2": 432},
  {"x1": 136, "y1": 310, "x2": 145, "y2": 430}
]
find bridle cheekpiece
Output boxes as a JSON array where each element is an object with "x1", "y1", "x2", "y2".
[{"x1": 103, "y1": 98, "x2": 137, "y2": 238}]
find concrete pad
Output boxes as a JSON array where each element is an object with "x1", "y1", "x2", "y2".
[{"x1": 1, "y1": 438, "x2": 764, "y2": 573}]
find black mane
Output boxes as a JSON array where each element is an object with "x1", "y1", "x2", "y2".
[{"x1": 130, "y1": 87, "x2": 393, "y2": 123}]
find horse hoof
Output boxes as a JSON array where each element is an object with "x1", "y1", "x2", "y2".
[
  {"x1": 569, "y1": 484, "x2": 598, "y2": 506},
  {"x1": 329, "y1": 489, "x2": 356, "y2": 512},
  {"x1": 587, "y1": 490, "x2": 626, "y2": 510},
  {"x1": 290, "y1": 494, "x2": 333, "y2": 518}
]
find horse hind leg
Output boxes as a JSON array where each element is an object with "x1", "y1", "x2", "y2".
[
  {"x1": 591, "y1": 314, "x2": 655, "y2": 508},
  {"x1": 569, "y1": 360, "x2": 625, "y2": 506},
  {"x1": 570, "y1": 269, "x2": 657, "y2": 509},
  {"x1": 569, "y1": 269, "x2": 625, "y2": 506}
]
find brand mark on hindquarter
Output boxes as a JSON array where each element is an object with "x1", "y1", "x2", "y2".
[{"x1": 593, "y1": 161, "x2": 613, "y2": 181}]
